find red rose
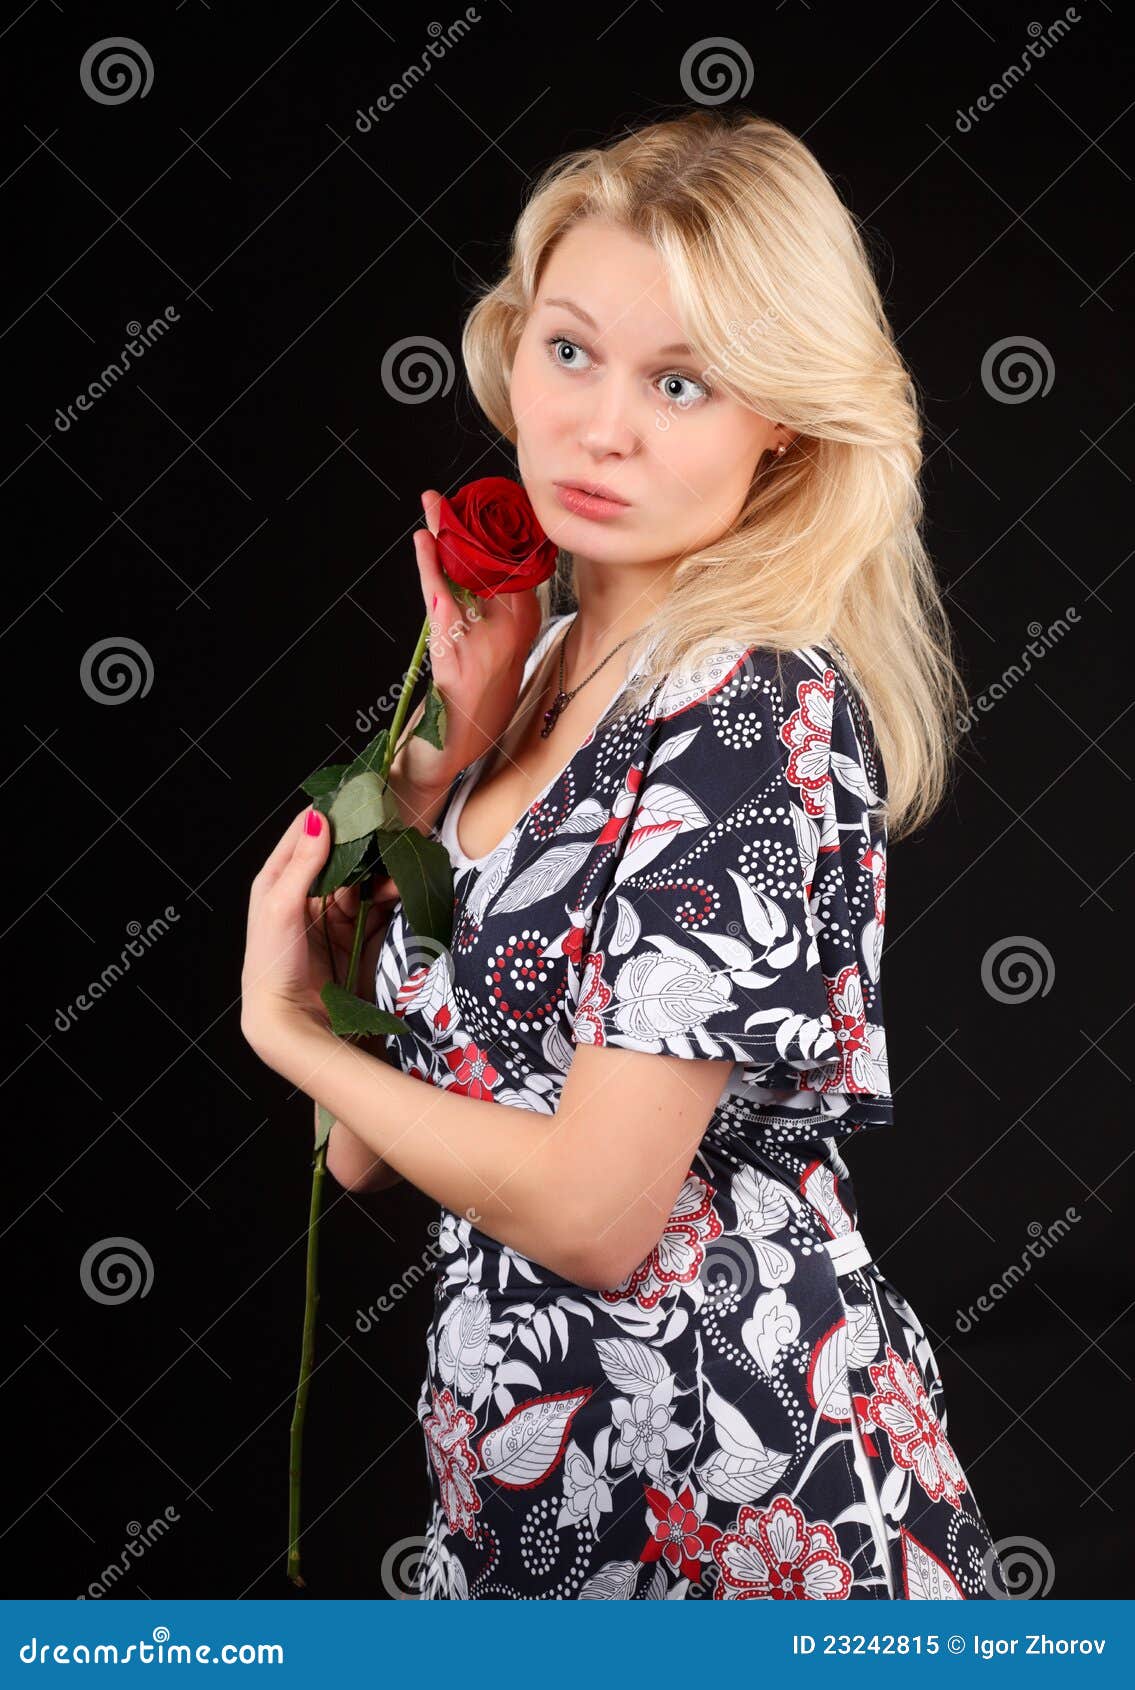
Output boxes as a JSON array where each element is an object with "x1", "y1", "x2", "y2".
[{"x1": 435, "y1": 476, "x2": 559, "y2": 599}]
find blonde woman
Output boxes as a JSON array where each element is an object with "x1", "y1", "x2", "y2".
[{"x1": 242, "y1": 109, "x2": 1008, "y2": 1600}]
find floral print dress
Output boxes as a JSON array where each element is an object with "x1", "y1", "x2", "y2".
[{"x1": 373, "y1": 613, "x2": 1009, "y2": 1601}]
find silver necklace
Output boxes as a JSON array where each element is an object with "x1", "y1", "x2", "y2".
[{"x1": 539, "y1": 621, "x2": 645, "y2": 738}]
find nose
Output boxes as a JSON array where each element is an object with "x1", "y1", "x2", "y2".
[{"x1": 578, "y1": 371, "x2": 641, "y2": 458}]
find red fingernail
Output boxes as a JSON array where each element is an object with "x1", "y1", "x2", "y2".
[
  {"x1": 305, "y1": 809, "x2": 322, "y2": 836},
  {"x1": 432, "y1": 593, "x2": 438, "y2": 609}
]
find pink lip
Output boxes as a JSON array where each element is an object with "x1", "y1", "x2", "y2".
[{"x1": 553, "y1": 480, "x2": 631, "y2": 521}]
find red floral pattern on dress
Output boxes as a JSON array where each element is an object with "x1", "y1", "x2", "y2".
[
  {"x1": 780, "y1": 667, "x2": 836, "y2": 818},
  {"x1": 572, "y1": 952, "x2": 612, "y2": 1046},
  {"x1": 712, "y1": 1494, "x2": 854, "y2": 1599},
  {"x1": 641, "y1": 1482, "x2": 723, "y2": 1582},
  {"x1": 444, "y1": 1039, "x2": 501, "y2": 1100},
  {"x1": 823, "y1": 964, "x2": 868, "y2": 1080},
  {"x1": 861, "y1": 843, "x2": 887, "y2": 925},
  {"x1": 600, "y1": 1174, "x2": 723, "y2": 1310},
  {"x1": 422, "y1": 1386, "x2": 482, "y2": 1541},
  {"x1": 863, "y1": 1344, "x2": 967, "y2": 1510}
]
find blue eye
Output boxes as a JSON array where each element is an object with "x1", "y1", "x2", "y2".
[
  {"x1": 657, "y1": 372, "x2": 709, "y2": 407},
  {"x1": 543, "y1": 334, "x2": 712, "y2": 406},
  {"x1": 545, "y1": 334, "x2": 594, "y2": 371}
]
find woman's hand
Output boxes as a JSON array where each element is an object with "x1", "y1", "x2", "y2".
[
  {"x1": 306, "y1": 872, "x2": 401, "y2": 1005},
  {"x1": 403, "y1": 488, "x2": 545, "y2": 785},
  {"x1": 240, "y1": 807, "x2": 398, "y2": 1059}
]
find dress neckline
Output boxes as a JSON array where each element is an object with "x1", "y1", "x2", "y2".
[{"x1": 442, "y1": 612, "x2": 639, "y2": 871}]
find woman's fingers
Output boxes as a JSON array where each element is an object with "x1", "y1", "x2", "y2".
[
  {"x1": 257, "y1": 809, "x2": 309, "y2": 893},
  {"x1": 308, "y1": 878, "x2": 396, "y2": 943},
  {"x1": 414, "y1": 525, "x2": 457, "y2": 655},
  {"x1": 417, "y1": 488, "x2": 494, "y2": 648},
  {"x1": 420, "y1": 487, "x2": 441, "y2": 538},
  {"x1": 414, "y1": 526, "x2": 445, "y2": 620}
]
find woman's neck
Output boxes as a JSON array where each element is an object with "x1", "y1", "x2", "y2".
[{"x1": 567, "y1": 563, "x2": 676, "y2": 675}]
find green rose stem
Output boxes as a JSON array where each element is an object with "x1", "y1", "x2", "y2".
[{"x1": 287, "y1": 613, "x2": 433, "y2": 1587}]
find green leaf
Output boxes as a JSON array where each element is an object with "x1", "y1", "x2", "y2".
[
  {"x1": 301, "y1": 762, "x2": 351, "y2": 800},
  {"x1": 307, "y1": 829, "x2": 370, "y2": 898},
  {"x1": 314, "y1": 1103, "x2": 335, "y2": 1155},
  {"x1": 342, "y1": 727, "x2": 389, "y2": 782},
  {"x1": 320, "y1": 982, "x2": 414, "y2": 1039},
  {"x1": 413, "y1": 682, "x2": 448, "y2": 751},
  {"x1": 377, "y1": 825, "x2": 453, "y2": 949},
  {"x1": 328, "y1": 770, "x2": 398, "y2": 844}
]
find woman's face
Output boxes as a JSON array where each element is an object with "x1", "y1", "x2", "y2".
[{"x1": 509, "y1": 218, "x2": 783, "y2": 569}]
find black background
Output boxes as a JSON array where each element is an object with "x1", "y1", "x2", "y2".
[{"x1": 3, "y1": 0, "x2": 1130, "y2": 1601}]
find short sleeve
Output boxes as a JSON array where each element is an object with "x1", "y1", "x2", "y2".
[{"x1": 570, "y1": 645, "x2": 854, "y2": 1074}]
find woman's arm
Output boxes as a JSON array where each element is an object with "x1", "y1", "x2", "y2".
[
  {"x1": 319, "y1": 1097, "x2": 404, "y2": 1192},
  {"x1": 259, "y1": 1014, "x2": 734, "y2": 1289}
]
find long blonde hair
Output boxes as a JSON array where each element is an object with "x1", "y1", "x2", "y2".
[{"x1": 461, "y1": 107, "x2": 965, "y2": 839}]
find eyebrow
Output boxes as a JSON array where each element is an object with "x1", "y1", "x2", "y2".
[{"x1": 541, "y1": 295, "x2": 695, "y2": 358}]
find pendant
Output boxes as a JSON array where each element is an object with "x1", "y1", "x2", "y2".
[{"x1": 541, "y1": 691, "x2": 570, "y2": 738}]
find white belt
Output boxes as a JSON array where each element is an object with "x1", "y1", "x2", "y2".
[{"x1": 822, "y1": 1228, "x2": 873, "y2": 1276}]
